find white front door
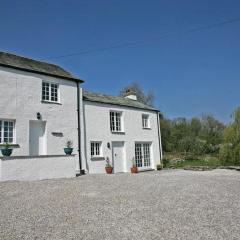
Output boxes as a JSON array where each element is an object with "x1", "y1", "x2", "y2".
[
  {"x1": 112, "y1": 141, "x2": 125, "y2": 173},
  {"x1": 29, "y1": 120, "x2": 47, "y2": 155},
  {"x1": 135, "y1": 143, "x2": 151, "y2": 169}
]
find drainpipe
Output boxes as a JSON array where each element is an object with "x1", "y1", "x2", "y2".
[
  {"x1": 76, "y1": 82, "x2": 85, "y2": 176},
  {"x1": 157, "y1": 111, "x2": 163, "y2": 167}
]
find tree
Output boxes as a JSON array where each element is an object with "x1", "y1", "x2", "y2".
[
  {"x1": 220, "y1": 107, "x2": 240, "y2": 165},
  {"x1": 190, "y1": 118, "x2": 202, "y2": 137},
  {"x1": 200, "y1": 114, "x2": 225, "y2": 153},
  {"x1": 119, "y1": 82, "x2": 155, "y2": 107},
  {"x1": 160, "y1": 118, "x2": 172, "y2": 152},
  {"x1": 160, "y1": 114, "x2": 225, "y2": 155}
]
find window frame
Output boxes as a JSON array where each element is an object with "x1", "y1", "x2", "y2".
[
  {"x1": 42, "y1": 81, "x2": 60, "y2": 103},
  {"x1": 90, "y1": 141, "x2": 102, "y2": 158},
  {"x1": 135, "y1": 142, "x2": 152, "y2": 169},
  {"x1": 110, "y1": 111, "x2": 124, "y2": 133},
  {"x1": 142, "y1": 114, "x2": 150, "y2": 129},
  {"x1": 0, "y1": 119, "x2": 16, "y2": 144}
]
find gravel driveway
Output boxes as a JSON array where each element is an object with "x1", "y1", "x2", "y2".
[{"x1": 0, "y1": 169, "x2": 240, "y2": 240}]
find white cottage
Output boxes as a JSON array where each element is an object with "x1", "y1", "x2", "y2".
[
  {"x1": 81, "y1": 91, "x2": 162, "y2": 174},
  {"x1": 0, "y1": 52, "x2": 84, "y2": 181},
  {"x1": 0, "y1": 51, "x2": 162, "y2": 180}
]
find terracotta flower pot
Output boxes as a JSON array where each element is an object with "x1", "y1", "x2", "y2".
[
  {"x1": 105, "y1": 166, "x2": 113, "y2": 174},
  {"x1": 131, "y1": 166, "x2": 138, "y2": 173}
]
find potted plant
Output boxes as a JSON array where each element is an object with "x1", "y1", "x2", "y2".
[
  {"x1": 130, "y1": 157, "x2": 138, "y2": 173},
  {"x1": 64, "y1": 140, "x2": 73, "y2": 155},
  {"x1": 105, "y1": 157, "x2": 113, "y2": 174},
  {"x1": 1, "y1": 142, "x2": 13, "y2": 157}
]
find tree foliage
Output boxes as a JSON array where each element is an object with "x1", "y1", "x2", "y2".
[
  {"x1": 219, "y1": 107, "x2": 240, "y2": 165},
  {"x1": 160, "y1": 114, "x2": 225, "y2": 155}
]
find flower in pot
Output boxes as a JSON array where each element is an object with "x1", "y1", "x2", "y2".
[
  {"x1": 105, "y1": 157, "x2": 113, "y2": 174},
  {"x1": 1, "y1": 142, "x2": 13, "y2": 157},
  {"x1": 64, "y1": 140, "x2": 73, "y2": 155},
  {"x1": 130, "y1": 157, "x2": 138, "y2": 173}
]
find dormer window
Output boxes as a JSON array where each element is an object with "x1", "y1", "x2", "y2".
[
  {"x1": 142, "y1": 114, "x2": 150, "y2": 129},
  {"x1": 42, "y1": 82, "x2": 59, "y2": 103}
]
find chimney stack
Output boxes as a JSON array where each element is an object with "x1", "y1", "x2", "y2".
[{"x1": 123, "y1": 89, "x2": 137, "y2": 101}]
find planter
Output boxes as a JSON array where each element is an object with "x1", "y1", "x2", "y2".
[
  {"x1": 105, "y1": 166, "x2": 113, "y2": 174},
  {"x1": 1, "y1": 148, "x2": 13, "y2": 157},
  {"x1": 131, "y1": 166, "x2": 138, "y2": 173},
  {"x1": 64, "y1": 147, "x2": 73, "y2": 155}
]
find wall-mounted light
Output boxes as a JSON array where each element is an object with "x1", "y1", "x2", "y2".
[
  {"x1": 107, "y1": 142, "x2": 111, "y2": 149},
  {"x1": 37, "y1": 112, "x2": 42, "y2": 120}
]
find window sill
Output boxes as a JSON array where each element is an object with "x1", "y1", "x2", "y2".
[
  {"x1": 111, "y1": 131, "x2": 125, "y2": 135},
  {"x1": 41, "y1": 100, "x2": 62, "y2": 105},
  {"x1": 143, "y1": 127, "x2": 152, "y2": 130},
  {"x1": 0, "y1": 144, "x2": 20, "y2": 149},
  {"x1": 91, "y1": 156, "x2": 105, "y2": 161}
]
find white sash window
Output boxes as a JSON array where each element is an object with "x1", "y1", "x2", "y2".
[
  {"x1": 91, "y1": 142, "x2": 102, "y2": 157},
  {"x1": 110, "y1": 111, "x2": 122, "y2": 132},
  {"x1": 0, "y1": 120, "x2": 15, "y2": 144},
  {"x1": 42, "y1": 82, "x2": 59, "y2": 103}
]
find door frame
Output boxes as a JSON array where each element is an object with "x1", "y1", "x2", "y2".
[
  {"x1": 111, "y1": 141, "x2": 126, "y2": 173},
  {"x1": 29, "y1": 120, "x2": 47, "y2": 156}
]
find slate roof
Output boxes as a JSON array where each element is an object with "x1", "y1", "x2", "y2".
[
  {"x1": 83, "y1": 91, "x2": 159, "y2": 112},
  {"x1": 0, "y1": 51, "x2": 83, "y2": 82}
]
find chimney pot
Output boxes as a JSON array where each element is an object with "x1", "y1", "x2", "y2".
[{"x1": 123, "y1": 89, "x2": 137, "y2": 101}]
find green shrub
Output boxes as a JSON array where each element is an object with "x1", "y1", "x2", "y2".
[
  {"x1": 162, "y1": 158, "x2": 169, "y2": 168},
  {"x1": 156, "y1": 164, "x2": 162, "y2": 170}
]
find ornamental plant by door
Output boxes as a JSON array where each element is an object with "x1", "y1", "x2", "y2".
[
  {"x1": 64, "y1": 140, "x2": 73, "y2": 155},
  {"x1": 105, "y1": 157, "x2": 113, "y2": 174},
  {"x1": 131, "y1": 157, "x2": 138, "y2": 173},
  {"x1": 1, "y1": 142, "x2": 13, "y2": 157}
]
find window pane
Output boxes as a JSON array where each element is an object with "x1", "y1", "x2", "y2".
[
  {"x1": 42, "y1": 82, "x2": 49, "y2": 101},
  {"x1": 91, "y1": 143, "x2": 94, "y2": 156},
  {"x1": 3, "y1": 121, "x2": 14, "y2": 143},
  {"x1": 135, "y1": 143, "x2": 142, "y2": 167},
  {"x1": 110, "y1": 112, "x2": 121, "y2": 132},
  {"x1": 91, "y1": 142, "x2": 101, "y2": 156},
  {"x1": 143, "y1": 144, "x2": 150, "y2": 167},
  {"x1": 116, "y1": 113, "x2": 121, "y2": 131},
  {"x1": 96, "y1": 143, "x2": 100, "y2": 155},
  {"x1": 142, "y1": 115, "x2": 149, "y2": 128},
  {"x1": 51, "y1": 84, "x2": 58, "y2": 102},
  {"x1": 110, "y1": 112, "x2": 115, "y2": 131}
]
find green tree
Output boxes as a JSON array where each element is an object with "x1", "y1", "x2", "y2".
[
  {"x1": 220, "y1": 107, "x2": 240, "y2": 165},
  {"x1": 160, "y1": 118, "x2": 172, "y2": 152}
]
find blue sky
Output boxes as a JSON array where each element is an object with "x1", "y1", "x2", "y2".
[{"x1": 1, "y1": 0, "x2": 240, "y2": 123}]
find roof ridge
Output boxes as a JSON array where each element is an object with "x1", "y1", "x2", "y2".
[
  {"x1": 83, "y1": 90, "x2": 158, "y2": 111},
  {"x1": 0, "y1": 51, "x2": 83, "y2": 82},
  {"x1": 0, "y1": 51, "x2": 60, "y2": 68}
]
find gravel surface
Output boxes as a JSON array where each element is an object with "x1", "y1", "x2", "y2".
[{"x1": 0, "y1": 169, "x2": 240, "y2": 240}]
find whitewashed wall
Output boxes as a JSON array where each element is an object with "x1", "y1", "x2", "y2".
[
  {"x1": 0, "y1": 66, "x2": 80, "y2": 172},
  {"x1": 82, "y1": 101, "x2": 161, "y2": 174},
  {"x1": 0, "y1": 155, "x2": 76, "y2": 181}
]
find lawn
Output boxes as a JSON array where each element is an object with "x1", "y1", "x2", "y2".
[{"x1": 163, "y1": 152, "x2": 228, "y2": 168}]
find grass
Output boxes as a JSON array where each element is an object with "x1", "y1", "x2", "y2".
[{"x1": 163, "y1": 152, "x2": 222, "y2": 169}]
